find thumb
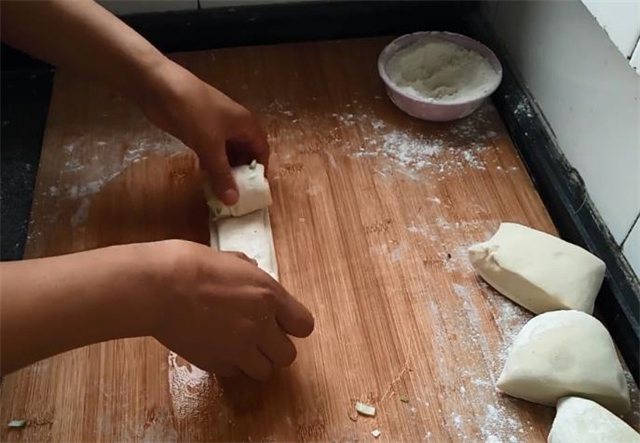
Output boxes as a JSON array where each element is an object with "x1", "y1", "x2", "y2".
[
  {"x1": 274, "y1": 286, "x2": 315, "y2": 338},
  {"x1": 201, "y1": 146, "x2": 238, "y2": 206}
]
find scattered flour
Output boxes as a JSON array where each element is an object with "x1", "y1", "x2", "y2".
[
  {"x1": 31, "y1": 132, "x2": 188, "y2": 234},
  {"x1": 70, "y1": 198, "x2": 91, "y2": 227},
  {"x1": 344, "y1": 102, "x2": 499, "y2": 178},
  {"x1": 390, "y1": 246, "x2": 405, "y2": 263},
  {"x1": 386, "y1": 39, "x2": 499, "y2": 103},
  {"x1": 381, "y1": 131, "x2": 443, "y2": 170},
  {"x1": 336, "y1": 113, "x2": 356, "y2": 126},
  {"x1": 514, "y1": 99, "x2": 534, "y2": 118},
  {"x1": 452, "y1": 413, "x2": 463, "y2": 430},
  {"x1": 167, "y1": 352, "x2": 213, "y2": 420},
  {"x1": 481, "y1": 282, "x2": 532, "y2": 363},
  {"x1": 481, "y1": 403, "x2": 523, "y2": 443},
  {"x1": 472, "y1": 378, "x2": 492, "y2": 388},
  {"x1": 371, "y1": 119, "x2": 386, "y2": 130}
]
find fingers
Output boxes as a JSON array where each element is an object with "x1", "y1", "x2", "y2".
[
  {"x1": 201, "y1": 146, "x2": 239, "y2": 206},
  {"x1": 238, "y1": 348, "x2": 273, "y2": 381},
  {"x1": 259, "y1": 322, "x2": 297, "y2": 367},
  {"x1": 208, "y1": 361, "x2": 241, "y2": 378},
  {"x1": 272, "y1": 285, "x2": 315, "y2": 338},
  {"x1": 224, "y1": 251, "x2": 258, "y2": 266},
  {"x1": 228, "y1": 111, "x2": 270, "y2": 170}
]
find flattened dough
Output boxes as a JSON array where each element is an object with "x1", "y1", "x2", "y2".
[
  {"x1": 469, "y1": 223, "x2": 605, "y2": 314},
  {"x1": 497, "y1": 310, "x2": 630, "y2": 413},
  {"x1": 207, "y1": 162, "x2": 278, "y2": 280},
  {"x1": 548, "y1": 397, "x2": 639, "y2": 443},
  {"x1": 216, "y1": 209, "x2": 278, "y2": 280}
]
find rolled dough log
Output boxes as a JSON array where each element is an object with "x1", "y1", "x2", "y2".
[
  {"x1": 468, "y1": 223, "x2": 605, "y2": 314},
  {"x1": 497, "y1": 310, "x2": 630, "y2": 413},
  {"x1": 207, "y1": 162, "x2": 278, "y2": 280},
  {"x1": 548, "y1": 397, "x2": 640, "y2": 443},
  {"x1": 206, "y1": 161, "x2": 272, "y2": 220}
]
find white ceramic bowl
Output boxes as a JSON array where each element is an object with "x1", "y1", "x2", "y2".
[{"x1": 378, "y1": 31, "x2": 503, "y2": 122}]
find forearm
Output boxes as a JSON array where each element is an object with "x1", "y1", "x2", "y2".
[
  {"x1": 0, "y1": 0, "x2": 169, "y2": 104},
  {"x1": 0, "y1": 242, "x2": 170, "y2": 374}
]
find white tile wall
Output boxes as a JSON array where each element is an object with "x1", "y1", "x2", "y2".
[
  {"x1": 582, "y1": 0, "x2": 640, "y2": 58},
  {"x1": 623, "y1": 218, "x2": 640, "y2": 277},
  {"x1": 631, "y1": 41, "x2": 640, "y2": 75},
  {"x1": 491, "y1": 0, "x2": 640, "y2": 245},
  {"x1": 99, "y1": 0, "x2": 197, "y2": 15}
]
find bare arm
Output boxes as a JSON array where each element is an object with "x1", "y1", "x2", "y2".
[
  {"x1": 0, "y1": 243, "x2": 164, "y2": 373},
  {"x1": 0, "y1": 1, "x2": 312, "y2": 379},
  {"x1": 0, "y1": 241, "x2": 314, "y2": 378},
  {"x1": 1, "y1": 0, "x2": 270, "y2": 205},
  {"x1": 1, "y1": 0, "x2": 164, "y2": 108}
]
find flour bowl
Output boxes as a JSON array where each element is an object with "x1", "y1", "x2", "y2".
[{"x1": 378, "y1": 32, "x2": 503, "y2": 122}]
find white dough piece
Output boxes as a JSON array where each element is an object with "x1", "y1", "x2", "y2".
[
  {"x1": 207, "y1": 161, "x2": 279, "y2": 279},
  {"x1": 468, "y1": 223, "x2": 606, "y2": 314},
  {"x1": 497, "y1": 310, "x2": 630, "y2": 413},
  {"x1": 548, "y1": 397, "x2": 640, "y2": 443},
  {"x1": 216, "y1": 208, "x2": 278, "y2": 280},
  {"x1": 206, "y1": 162, "x2": 272, "y2": 220}
]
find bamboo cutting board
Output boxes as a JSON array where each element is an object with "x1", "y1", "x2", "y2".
[{"x1": 1, "y1": 37, "x2": 638, "y2": 443}]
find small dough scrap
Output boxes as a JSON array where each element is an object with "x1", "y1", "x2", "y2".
[
  {"x1": 468, "y1": 223, "x2": 605, "y2": 314},
  {"x1": 548, "y1": 397, "x2": 640, "y2": 443},
  {"x1": 216, "y1": 209, "x2": 278, "y2": 280},
  {"x1": 206, "y1": 162, "x2": 272, "y2": 220},
  {"x1": 497, "y1": 310, "x2": 630, "y2": 413}
]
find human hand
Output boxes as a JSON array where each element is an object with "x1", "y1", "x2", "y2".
[
  {"x1": 139, "y1": 60, "x2": 269, "y2": 206},
  {"x1": 154, "y1": 241, "x2": 314, "y2": 380}
]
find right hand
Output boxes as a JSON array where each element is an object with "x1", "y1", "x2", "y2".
[
  {"x1": 154, "y1": 240, "x2": 314, "y2": 380},
  {"x1": 138, "y1": 61, "x2": 270, "y2": 206}
]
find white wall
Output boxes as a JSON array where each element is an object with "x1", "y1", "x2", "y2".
[
  {"x1": 582, "y1": 0, "x2": 640, "y2": 59},
  {"x1": 625, "y1": 218, "x2": 640, "y2": 276},
  {"x1": 486, "y1": 0, "x2": 640, "y2": 277}
]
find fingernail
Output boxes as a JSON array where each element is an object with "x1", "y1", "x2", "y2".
[{"x1": 222, "y1": 188, "x2": 239, "y2": 205}]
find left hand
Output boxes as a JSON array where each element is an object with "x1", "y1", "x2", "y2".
[{"x1": 139, "y1": 60, "x2": 270, "y2": 206}]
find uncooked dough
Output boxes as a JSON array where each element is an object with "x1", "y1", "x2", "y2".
[
  {"x1": 216, "y1": 209, "x2": 278, "y2": 280},
  {"x1": 206, "y1": 161, "x2": 272, "y2": 220},
  {"x1": 207, "y1": 162, "x2": 278, "y2": 280},
  {"x1": 548, "y1": 397, "x2": 640, "y2": 443},
  {"x1": 468, "y1": 223, "x2": 605, "y2": 314},
  {"x1": 497, "y1": 310, "x2": 630, "y2": 413}
]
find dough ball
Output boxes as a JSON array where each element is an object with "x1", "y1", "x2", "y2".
[
  {"x1": 469, "y1": 223, "x2": 605, "y2": 314},
  {"x1": 548, "y1": 397, "x2": 639, "y2": 443},
  {"x1": 497, "y1": 310, "x2": 630, "y2": 413}
]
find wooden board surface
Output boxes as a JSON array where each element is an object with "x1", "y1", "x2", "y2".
[{"x1": 2, "y1": 37, "x2": 638, "y2": 443}]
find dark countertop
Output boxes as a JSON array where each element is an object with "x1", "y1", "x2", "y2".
[{"x1": 0, "y1": 69, "x2": 53, "y2": 261}]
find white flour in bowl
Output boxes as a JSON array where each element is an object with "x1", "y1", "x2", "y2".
[{"x1": 386, "y1": 39, "x2": 498, "y2": 103}]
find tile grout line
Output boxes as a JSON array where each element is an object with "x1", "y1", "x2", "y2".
[{"x1": 621, "y1": 212, "x2": 640, "y2": 248}]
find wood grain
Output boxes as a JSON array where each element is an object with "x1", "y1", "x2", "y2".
[{"x1": 1, "y1": 37, "x2": 638, "y2": 443}]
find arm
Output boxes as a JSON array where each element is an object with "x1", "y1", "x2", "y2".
[
  {"x1": 0, "y1": 243, "x2": 163, "y2": 373},
  {"x1": 0, "y1": 240, "x2": 314, "y2": 378},
  {"x1": 1, "y1": 0, "x2": 269, "y2": 205},
  {"x1": 1, "y1": 0, "x2": 165, "y2": 106}
]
